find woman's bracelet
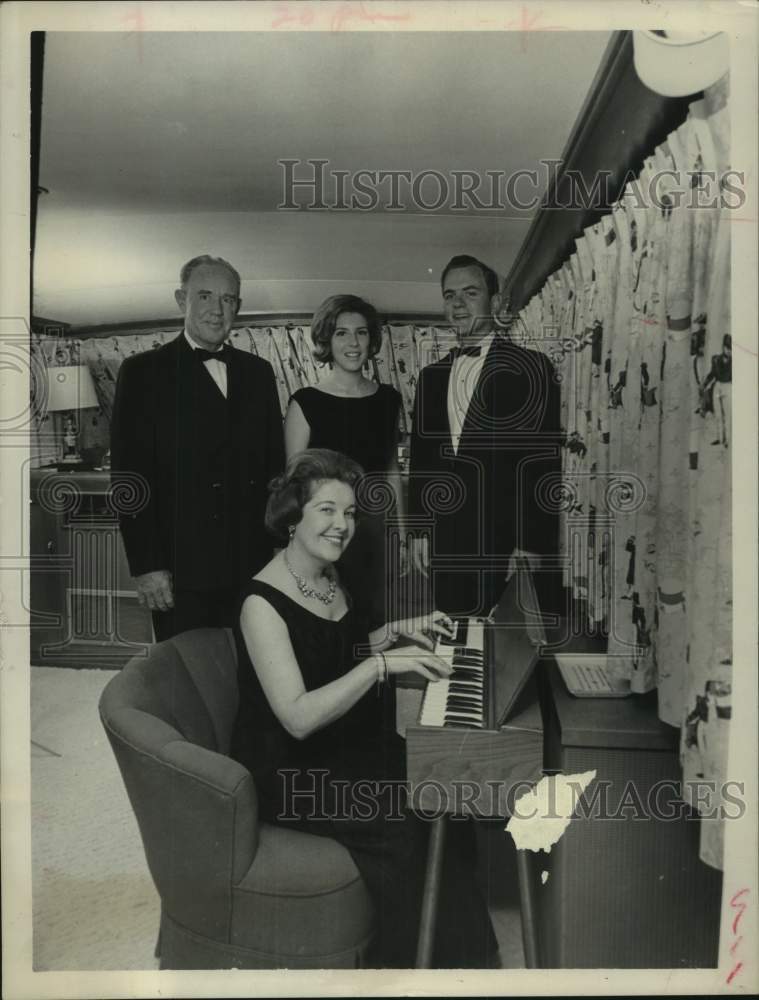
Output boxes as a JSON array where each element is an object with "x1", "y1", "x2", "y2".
[{"x1": 376, "y1": 651, "x2": 388, "y2": 689}]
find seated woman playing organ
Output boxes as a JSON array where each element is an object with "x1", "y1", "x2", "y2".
[{"x1": 231, "y1": 448, "x2": 497, "y2": 967}]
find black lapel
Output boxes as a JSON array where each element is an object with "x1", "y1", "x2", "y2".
[
  {"x1": 424, "y1": 355, "x2": 455, "y2": 451},
  {"x1": 225, "y1": 344, "x2": 247, "y2": 446},
  {"x1": 458, "y1": 335, "x2": 502, "y2": 447}
]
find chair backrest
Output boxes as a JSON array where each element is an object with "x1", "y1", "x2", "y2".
[
  {"x1": 100, "y1": 627, "x2": 239, "y2": 754},
  {"x1": 99, "y1": 627, "x2": 260, "y2": 937}
]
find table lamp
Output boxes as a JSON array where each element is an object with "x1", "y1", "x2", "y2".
[{"x1": 45, "y1": 364, "x2": 99, "y2": 468}]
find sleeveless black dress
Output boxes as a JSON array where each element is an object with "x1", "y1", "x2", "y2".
[
  {"x1": 230, "y1": 579, "x2": 498, "y2": 968},
  {"x1": 231, "y1": 579, "x2": 403, "y2": 815},
  {"x1": 290, "y1": 384, "x2": 402, "y2": 474},
  {"x1": 290, "y1": 385, "x2": 403, "y2": 625}
]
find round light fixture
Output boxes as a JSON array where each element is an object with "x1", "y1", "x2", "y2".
[{"x1": 632, "y1": 30, "x2": 729, "y2": 97}]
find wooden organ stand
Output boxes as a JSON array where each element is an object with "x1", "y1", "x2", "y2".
[{"x1": 402, "y1": 571, "x2": 546, "y2": 968}]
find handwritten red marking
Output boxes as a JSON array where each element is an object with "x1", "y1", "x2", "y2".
[
  {"x1": 272, "y1": 1, "x2": 411, "y2": 31},
  {"x1": 271, "y1": 3, "x2": 314, "y2": 28},
  {"x1": 725, "y1": 888, "x2": 749, "y2": 985},
  {"x1": 502, "y1": 6, "x2": 563, "y2": 52},
  {"x1": 726, "y1": 961, "x2": 744, "y2": 985},
  {"x1": 122, "y1": 8, "x2": 146, "y2": 62},
  {"x1": 122, "y1": 7, "x2": 145, "y2": 28},
  {"x1": 330, "y1": 1, "x2": 412, "y2": 32},
  {"x1": 730, "y1": 887, "x2": 748, "y2": 936}
]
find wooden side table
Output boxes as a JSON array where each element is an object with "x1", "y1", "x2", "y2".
[{"x1": 30, "y1": 468, "x2": 153, "y2": 668}]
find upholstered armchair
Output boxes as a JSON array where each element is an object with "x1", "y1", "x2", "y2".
[{"x1": 99, "y1": 628, "x2": 374, "y2": 969}]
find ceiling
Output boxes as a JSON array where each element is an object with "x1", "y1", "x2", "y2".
[{"x1": 34, "y1": 30, "x2": 612, "y2": 327}]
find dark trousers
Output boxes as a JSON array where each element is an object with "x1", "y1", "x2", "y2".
[{"x1": 151, "y1": 586, "x2": 239, "y2": 643}]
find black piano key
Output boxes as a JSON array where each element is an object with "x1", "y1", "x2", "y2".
[
  {"x1": 438, "y1": 619, "x2": 467, "y2": 646},
  {"x1": 444, "y1": 713, "x2": 483, "y2": 726},
  {"x1": 451, "y1": 666, "x2": 482, "y2": 677},
  {"x1": 449, "y1": 681, "x2": 482, "y2": 691},
  {"x1": 446, "y1": 695, "x2": 483, "y2": 707},
  {"x1": 454, "y1": 646, "x2": 482, "y2": 659},
  {"x1": 444, "y1": 705, "x2": 482, "y2": 718},
  {"x1": 444, "y1": 720, "x2": 481, "y2": 729}
]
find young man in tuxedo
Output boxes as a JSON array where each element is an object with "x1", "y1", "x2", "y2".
[
  {"x1": 408, "y1": 254, "x2": 561, "y2": 617},
  {"x1": 111, "y1": 255, "x2": 285, "y2": 641}
]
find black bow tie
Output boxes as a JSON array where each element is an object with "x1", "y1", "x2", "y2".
[
  {"x1": 450, "y1": 344, "x2": 482, "y2": 360},
  {"x1": 195, "y1": 345, "x2": 231, "y2": 364}
]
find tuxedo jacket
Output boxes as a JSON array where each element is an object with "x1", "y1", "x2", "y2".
[
  {"x1": 110, "y1": 334, "x2": 285, "y2": 592},
  {"x1": 408, "y1": 335, "x2": 561, "y2": 612}
]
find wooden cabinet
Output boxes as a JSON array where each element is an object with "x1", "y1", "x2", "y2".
[
  {"x1": 30, "y1": 469, "x2": 153, "y2": 668},
  {"x1": 533, "y1": 663, "x2": 723, "y2": 968}
]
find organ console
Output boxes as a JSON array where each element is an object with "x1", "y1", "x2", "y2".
[
  {"x1": 403, "y1": 564, "x2": 548, "y2": 967},
  {"x1": 407, "y1": 566, "x2": 546, "y2": 815}
]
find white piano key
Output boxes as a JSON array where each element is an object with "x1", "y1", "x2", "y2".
[{"x1": 419, "y1": 617, "x2": 487, "y2": 727}]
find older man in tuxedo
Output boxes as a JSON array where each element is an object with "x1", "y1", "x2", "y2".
[
  {"x1": 408, "y1": 254, "x2": 561, "y2": 617},
  {"x1": 111, "y1": 254, "x2": 284, "y2": 641}
]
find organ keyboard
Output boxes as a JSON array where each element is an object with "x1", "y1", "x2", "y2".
[
  {"x1": 405, "y1": 567, "x2": 546, "y2": 817},
  {"x1": 418, "y1": 618, "x2": 488, "y2": 728}
]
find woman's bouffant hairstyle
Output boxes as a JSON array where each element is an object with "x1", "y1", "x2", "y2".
[
  {"x1": 310, "y1": 294, "x2": 383, "y2": 364},
  {"x1": 265, "y1": 448, "x2": 365, "y2": 542}
]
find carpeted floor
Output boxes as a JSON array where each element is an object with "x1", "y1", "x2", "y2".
[
  {"x1": 30, "y1": 666, "x2": 524, "y2": 971},
  {"x1": 31, "y1": 667, "x2": 160, "y2": 971}
]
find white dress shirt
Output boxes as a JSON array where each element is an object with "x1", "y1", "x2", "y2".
[
  {"x1": 446, "y1": 331, "x2": 496, "y2": 455},
  {"x1": 184, "y1": 330, "x2": 228, "y2": 398}
]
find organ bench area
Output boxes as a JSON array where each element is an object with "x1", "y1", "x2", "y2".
[{"x1": 30, "y1": 469, "x2": 723, "y2": 968}]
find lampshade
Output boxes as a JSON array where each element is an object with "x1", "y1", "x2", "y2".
[
  {"x1": 633, "y1": 31, "x2": 729, "y2": 98},
  {"x1": 46, "y1": 365, "x2": 99, "y2": 412}
]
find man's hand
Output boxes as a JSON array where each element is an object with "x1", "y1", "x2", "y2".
[
  {"x1": 134, "y1": 570, "x2": 174, "y2": 612},
  {"x1": 408, "y1": 537, "x2": 429, "y2": 578}
]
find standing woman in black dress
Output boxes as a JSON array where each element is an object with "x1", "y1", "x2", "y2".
[{"x1": 284, "y1": 295, "x2": 404, "y2": 625}]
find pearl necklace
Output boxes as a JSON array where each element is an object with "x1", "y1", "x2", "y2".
[{"x1": 284, "y1": 551, "x2": 337, "y2": 605}]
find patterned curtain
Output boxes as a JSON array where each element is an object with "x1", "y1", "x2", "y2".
[
  {"x1": 30, "y1": 321, "x2": 451, "y2": 468},
  {"x1": 517, "y1": 81, "x2": 731, "y2": 870}
]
